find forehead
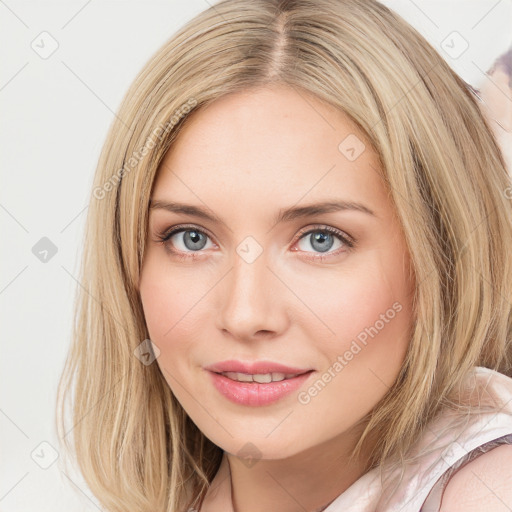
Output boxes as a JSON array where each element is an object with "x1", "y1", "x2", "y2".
[{"x1": 152, "y1": 85, "x2": 389, "y2": 221}]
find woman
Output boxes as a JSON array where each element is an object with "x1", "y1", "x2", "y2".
[{"x1": 56, "y1": 0, "x2": 512, "y2": 510}]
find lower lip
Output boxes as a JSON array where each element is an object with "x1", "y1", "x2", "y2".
[{"x1": 207, "y1": 370, "x2": 314, "y2": 406}]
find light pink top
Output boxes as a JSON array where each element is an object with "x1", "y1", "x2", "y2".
[
  {"x1": 322, "y1": 366, "x2": 512, "y2": 511},
  {"x1": 191, "y1": 366, "x2": 512, "y2": 512}
]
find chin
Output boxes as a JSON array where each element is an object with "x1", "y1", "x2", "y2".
[{"x1": 211, "y1": 433, "x2": 309, "y2": 462}]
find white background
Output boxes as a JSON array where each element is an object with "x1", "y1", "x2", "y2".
[{"x1": 1, "y1": 1, "x2": 511, "y2": 510}]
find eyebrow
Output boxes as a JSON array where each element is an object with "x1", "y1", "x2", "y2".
[{"x1": 149, "y1": 199, "x2": 376, "y2": 225}]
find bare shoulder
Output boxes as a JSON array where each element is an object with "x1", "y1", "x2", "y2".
[{"x1": 440, "y1": 444, "x2": 512, "y2": 511}]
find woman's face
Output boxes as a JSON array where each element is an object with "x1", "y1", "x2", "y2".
[{"x1": 139, "y1": 84, "x2": 416, "y2": 459}]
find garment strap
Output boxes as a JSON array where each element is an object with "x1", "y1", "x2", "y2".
[{"x1": 420, "y1": 433, "x2": 512, "y2": 511}]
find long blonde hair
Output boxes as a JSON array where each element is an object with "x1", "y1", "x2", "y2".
[{"x1": 56, "y1": 0, "x2": 512, "y2": 510}]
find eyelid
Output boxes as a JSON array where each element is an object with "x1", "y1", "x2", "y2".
[
  {"x1": 294, "y1": 224, "x2": 355, "y2": 246},
  {"x1": 156, "y1": 223, "x2": 217, "y2": 246}
]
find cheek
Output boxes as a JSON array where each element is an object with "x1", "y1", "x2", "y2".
[
  {"x1": 302, "y1": 253, "x2": 413, "y2": 384},
  {"x1": 139, "y1": 255, "x2": 208, "y2": 373},
  {"x1": 139, "y1": 263, "x2": 208, "y2": 407},
  {"x1": 140, "y1": 281, "x2": 183, "y2": 341},
  {"x1": 140, "y1": 250, "x2": 205, "y2": 338},
  {"x1": 293, "y1": 267, "x2": 412, "y2": 432},
  {"x1": 300, "y1": 260, "x2": 406, "y2": 342}
]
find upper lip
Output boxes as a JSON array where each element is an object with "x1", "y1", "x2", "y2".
[{"x1": 204, "y1": 360, "x2": 314, "y2": 375}]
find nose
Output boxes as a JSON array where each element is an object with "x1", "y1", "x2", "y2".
[{"x1": 216, "y1": 248, "x2": 289, "y2": 342}]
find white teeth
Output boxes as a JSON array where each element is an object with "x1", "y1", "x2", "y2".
[
  {"x1": 231, "y1": 372, "x2": 253, "y2": 382},
  {"x1": 221, "y1": 372, "x2": 300, "y2": 383},
  {"x1": 253, "y1": 373, "x2": 272, "y2": 383}
]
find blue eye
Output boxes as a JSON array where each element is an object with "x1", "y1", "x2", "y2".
[
  {"x1": 158, "y1": 226, "x2": 213, "y2": 253},
  {"x1": 156, "y1": 224, "x2": 354, "y2": 261},
  {"x1": 294, "y1": 226, "x2": 354, "y2": 259}
]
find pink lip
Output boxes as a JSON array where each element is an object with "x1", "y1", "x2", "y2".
[
  {"x1": 204, "y1": 359, "x2": 313, "y2": 375},
  {"x1": 204, "y1": 360, "x2": 315, "y2": 406}
]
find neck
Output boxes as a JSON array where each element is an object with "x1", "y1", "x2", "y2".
[{"x1": 202, "y1": 423, "x2": 374, "y2": 512}]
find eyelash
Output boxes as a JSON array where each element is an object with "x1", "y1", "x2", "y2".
[{"x1": 154, "y1": 223, "x2": 355, "y2": 262}]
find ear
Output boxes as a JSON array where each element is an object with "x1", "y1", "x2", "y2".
[{"x1": 478, "y1": 45, "x2": 512, "y2": 176}]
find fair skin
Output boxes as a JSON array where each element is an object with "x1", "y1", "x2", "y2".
[
  {"x1": 440, "y1": 444, "x2": 512, "y2": 511},
  {"x1": 139, "y1": 84, "x2": 416, "y2": 512}
]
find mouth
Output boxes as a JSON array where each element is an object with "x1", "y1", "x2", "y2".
[
  {"x1": 213, "y1": 371, "x2": 311, "y2": 383},
  {"x1": 204, "y1": 359, "x2": 313, "y2": 376},
  {"x1": 206, "y1": 367, "x2": 315, "y2": 406}
]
